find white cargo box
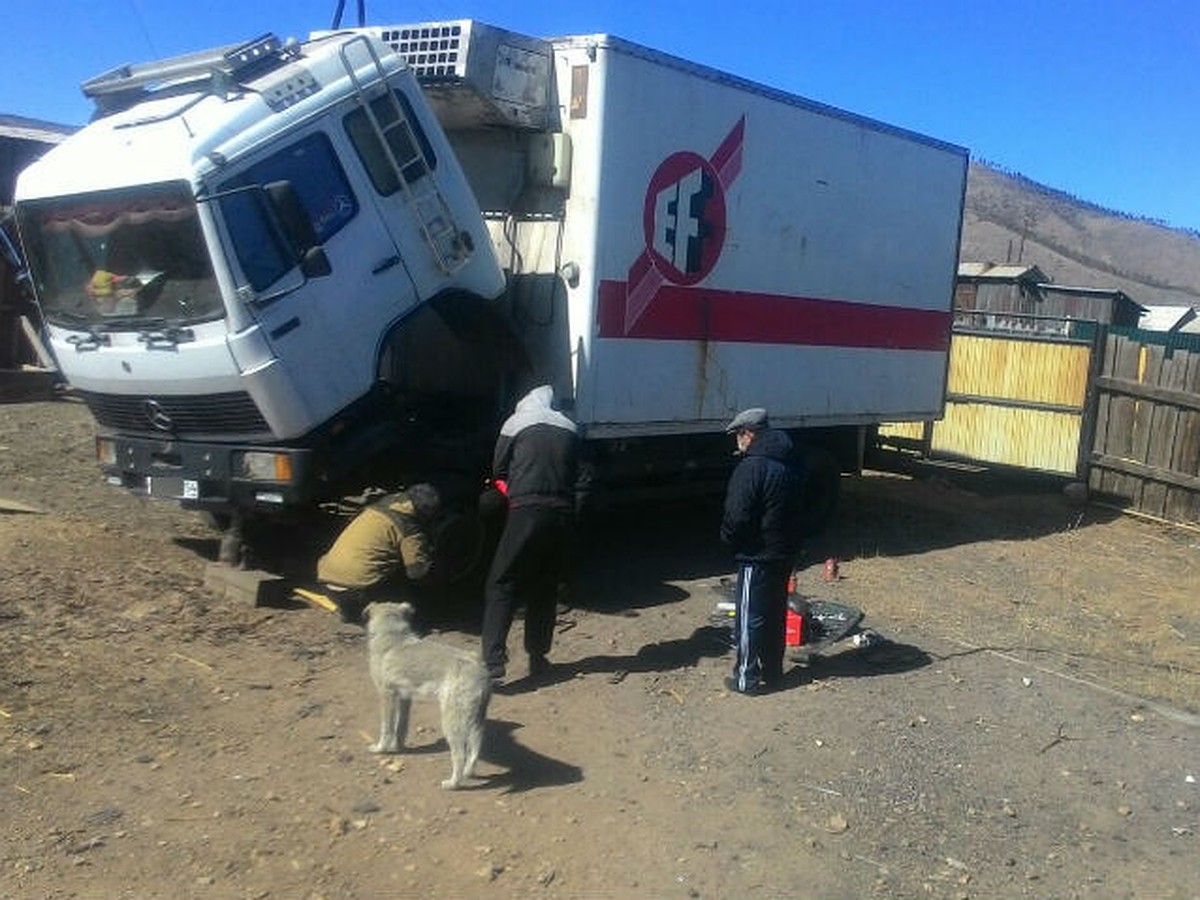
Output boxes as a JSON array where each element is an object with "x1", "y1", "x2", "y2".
[{"x1": 548, "y1": 34, "x2": 967, "y2": 436}]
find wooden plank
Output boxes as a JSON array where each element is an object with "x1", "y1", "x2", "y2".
[
  {"x1": 1175, "y1": 350, "x2": 1200, "y2": 477},
  {"x1": 0, "y1": 497, "x2": 47, "y2": 514},
  {"x1": 1090, "y1": 453, "x2": 1200, "y2": 493},
  {"x1": 1093, "y1": 374, "x2": 1200, "y2": 412},
  {"x1": 1164, "y1": 472, "x2": 1200, "y2": 526},
  {"x1": 1144, "y1": 347, "x2": 1189, "y2": 517},
  {"x1": 1153, "y1": 349, "x2": 1190, "y2": 466},
  {"x1": 19, "y1": 316, "x2": 57, "y2": 371},
  {"x1": 203, "y1": 563, "x2": 290, "y2": 608},
  {"x1": 1092, "y1": 332, "x2": 1115, "y2": 494},
  {"x1": 1107, "y1": 335, "x2": 1140, "y2": 501},
  {"x1": 1091, "y1": 332, "x2": 1118, "y2": 496},
  {"x1": 1132, "y1": 344, "x2": 1165, "y2": 515},
  {"x1": 1130, "y1": 344, "x2": 1162, "y2": 463},
  {"x1": 1074, "y1": 325, "x2": 1107, "y2": 478}
]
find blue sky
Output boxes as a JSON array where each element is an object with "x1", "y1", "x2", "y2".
[{"x1": 3, "y1": 0, "x2": 1198, "y2": 232}]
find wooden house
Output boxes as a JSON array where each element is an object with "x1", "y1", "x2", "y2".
[{"x1": 1, "y1": 114, "x2": 73, "y2": 373}]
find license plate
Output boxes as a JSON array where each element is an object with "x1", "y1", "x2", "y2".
[{"x1": 146, "y1": 477, "x2": 199, "y2": 499}]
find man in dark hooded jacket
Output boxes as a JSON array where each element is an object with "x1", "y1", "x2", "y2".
[
  {"x1": 482, "y1": 385, "x2": 579, "y2": 683},
  {"x1": 720, "y1": 407, "x2": 804, "y2": 694}
]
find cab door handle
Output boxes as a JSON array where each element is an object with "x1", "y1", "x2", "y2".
[{"x1": 372, "y1": 255, "x2": 400, "y2": 274}]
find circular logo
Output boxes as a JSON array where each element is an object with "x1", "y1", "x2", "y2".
[
  {"x1": 142, "y1": 399, "x2": 174, "y2": 432},
  {"x1": 642, "y1": 151, "x2": 727, "y2": 285}
]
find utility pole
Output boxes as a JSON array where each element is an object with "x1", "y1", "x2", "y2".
[{"x1": 331, "y1": 0, "x2": 367, "y2": 29}]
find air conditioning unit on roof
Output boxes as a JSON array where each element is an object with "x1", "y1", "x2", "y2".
[{"x1": 322, "y1": 20, "x2": 554, "y2": 131}]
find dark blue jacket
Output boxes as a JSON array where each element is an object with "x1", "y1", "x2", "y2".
[{"x1": 720, "y1": 428, "x2": 804, "y2": 562}]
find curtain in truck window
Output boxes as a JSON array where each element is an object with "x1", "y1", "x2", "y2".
[
  {"x1": 344, "y1": 90, "x2": 438, "y2": 195},
  {"x1": 218, "y1": 132, "x2": 358, "y2": 292}
]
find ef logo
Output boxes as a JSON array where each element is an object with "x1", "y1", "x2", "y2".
[{"x1": 643, "y1": 151, "x2": 727, "y2": 285}]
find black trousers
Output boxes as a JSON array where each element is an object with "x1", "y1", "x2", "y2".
[
  {"x1": 731, "y1": 558, "x2": 790, "y2": 691},
  {"x1": 481, "y1": 505, "x2": 574, "y2": 672}
]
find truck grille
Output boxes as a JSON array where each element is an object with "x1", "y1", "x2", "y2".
[{"x1": 76, "y1": 390, "x2": 270, "y2": 437}]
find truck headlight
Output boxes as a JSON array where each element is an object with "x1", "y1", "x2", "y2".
[
  {"x1": 238, "y1": 451, "x2": 294, "y2": 482},
  {"x1": 96, "y1": 438, "x2": 117, "y2": 466}
]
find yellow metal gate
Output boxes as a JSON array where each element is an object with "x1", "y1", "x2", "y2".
[{"x1": 881, "y1": 318, "x2": 1101, "y2": 477}]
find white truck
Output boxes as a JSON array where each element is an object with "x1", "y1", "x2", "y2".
[{"x1": 14, "y1": 21, "x2": 967, "y2": 548}]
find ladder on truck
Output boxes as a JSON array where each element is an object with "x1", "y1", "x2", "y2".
[{"x1": 338, "y1": 35, "x2": 469, "y2": 274}]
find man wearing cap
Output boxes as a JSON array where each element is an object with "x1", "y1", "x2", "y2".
[{"x1": 720, "y1": 407, "x2": 804, "y2": 694}]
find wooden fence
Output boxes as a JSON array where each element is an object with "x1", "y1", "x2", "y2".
[
  {"x1": 880, "y1": 320, "x2": 1200, "y2": 529},
  {"x1": 1088, "y1": 330, "x2": 1200, "y2": 526}
]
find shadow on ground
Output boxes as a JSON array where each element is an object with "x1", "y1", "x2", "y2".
[
  {"x1": 174, "y1": 458, "x2": 1127, "y2": 624},
  {"x1": 808, "y1": 455, "x2": 1124, "y2": 564},
  {"x1": 798, "y1": 639, "x2": 935, "y2": 681},
  {"x1": 498, "y1": 624, "x2": 933, "y2": 696},
  {"x1": 481, "y1": 719, "x2": 584, "y2": 793}
]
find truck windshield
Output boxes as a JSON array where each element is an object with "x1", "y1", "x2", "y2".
[{"x1": 17, "y1": 183, "x2": 222, "y2": 328}]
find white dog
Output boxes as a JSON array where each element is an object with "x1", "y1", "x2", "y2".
[{"x1": 364, "y1": 602, "x2": 491, "y2": 789}]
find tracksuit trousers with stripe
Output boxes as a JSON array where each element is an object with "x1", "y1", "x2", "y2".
[{"x1": 731, "y1": 558, "x2": 791, "y2": 692}]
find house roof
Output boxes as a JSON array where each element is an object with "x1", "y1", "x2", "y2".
[
  {"x1": 0, "y1": 114, "x2": 75, "y2": 145},
  {"x1": 1140, "y1": 304, "x2": 1198, "y2": 333},
  {"x1": 1036, "y1": 283, "x2": 1145, "y2": 312},
  {"x1": 958, "y1": 262, "x2": 1048, "y2": 283}
]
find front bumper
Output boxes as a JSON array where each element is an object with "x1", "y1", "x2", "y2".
[{"x1": 98, "y1": 432, "x2": 316, "y2": 515}]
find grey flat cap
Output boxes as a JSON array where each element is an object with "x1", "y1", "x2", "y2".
[{"x1": 724, "y1": 407, "x2": 769, "y2": 433}]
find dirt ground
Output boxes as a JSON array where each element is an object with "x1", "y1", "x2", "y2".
[{"x1": 2, "y1": 397, "x2": 1198, "y2": 900}]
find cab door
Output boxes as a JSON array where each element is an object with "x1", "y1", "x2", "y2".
[
  {"x1": 341, "y1": 82, "x2": 471, "y2": 300},
  {"x1": 216, "y1": 126, "x2": 419, "y2": 432}
]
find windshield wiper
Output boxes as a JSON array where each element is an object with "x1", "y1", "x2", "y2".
[
  {"x1": 121, "y1": 316, "x2": 167, "y2": 328},
  {"x1": 51, "y1": 310, "x2": 95, "y2": 326},
  {"x1": 64, "y1": 329, "x2": 112, "y2": 351}
]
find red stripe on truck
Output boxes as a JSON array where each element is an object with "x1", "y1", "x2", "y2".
[{"x1": 596, "y1": 280, "x2": 951, "y2": 350}]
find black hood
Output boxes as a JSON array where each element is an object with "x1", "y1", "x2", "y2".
[{"x1": 745, "y1": 427, "x2": 793, "y2": 463}]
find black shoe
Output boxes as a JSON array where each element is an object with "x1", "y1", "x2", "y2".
[
  {"x1": 487, "y1": 664, "x2": 506, "y2": 685},
  {"x1": 335, "y1": 597, "x2": 366, "y2": 625},
  {"x1": 724, "y1": 675, "x2": 761, "y2": 696},
  {"x1": 528, "y1": 654, "x2": 550, "y2": 678}
]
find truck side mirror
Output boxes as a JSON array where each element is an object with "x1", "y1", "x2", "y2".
[
  {"x1": 300, "y1": 246, "x2": 332, "y2": 279},
  {"x1": 264, "y1": 180, "x2": 329, "y2": 279}
]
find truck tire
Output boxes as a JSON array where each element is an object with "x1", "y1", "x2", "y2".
[
  {"x1": 428, "y1": 510, "x2": 492, "y2": 587},
  {"x1": 797, "y1": 446, "x2": 840, "y2": 538}
]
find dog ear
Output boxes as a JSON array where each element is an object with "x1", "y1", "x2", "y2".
[{"x1": 363, "y1": 602, "x2": 377, "y2": 622}]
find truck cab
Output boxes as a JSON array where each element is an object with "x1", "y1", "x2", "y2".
[{"x1": 14, "y1": 32, "x2": 507, "y2": 517}]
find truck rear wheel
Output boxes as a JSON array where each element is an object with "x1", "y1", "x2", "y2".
[{"x1": 797, "y1": 446, "x2": 840, "y2": 538}]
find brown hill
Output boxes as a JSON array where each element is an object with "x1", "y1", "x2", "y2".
[{"x1": 962, "y1": 161, "x2": 1200, "y2": 307}]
